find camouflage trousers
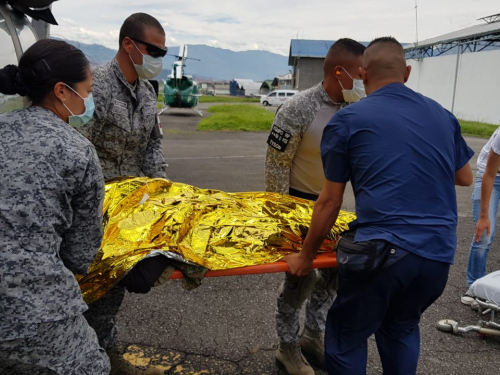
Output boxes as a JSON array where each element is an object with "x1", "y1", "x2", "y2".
[
  {"x1": 276, "y1": 268, "x2": 337, "y2": 344},
  {"x1": 84, "y1": 285, "x2": 126, "y2": 350},
  {"x1": 0, "y1": 315, "x2": 110, "y2": 375},
  {"x1": 83, "y1": 255, "x2": 172, "y2": 350}
]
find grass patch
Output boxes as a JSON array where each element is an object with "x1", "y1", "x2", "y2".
[
  {"x1": 459, "y1": 120, "x2": 498, "y2": 138},
  {"x1": 157, "y1": 94, "x2": 165, "y2": 110},
  {"x1": 199, "y1": 95, "x2": 259, "y2": 103},
  {"x1": 197, "y1": 104, "x2": 274, "y2": 131}
]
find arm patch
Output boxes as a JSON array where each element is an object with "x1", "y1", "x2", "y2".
[{"x1": 267, "y1": 124, "x2": 292, "y2": 152}]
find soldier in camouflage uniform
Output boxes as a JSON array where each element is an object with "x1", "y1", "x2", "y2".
[
  {"x1": 78, "y1": 13, "x2": 169, "y2": 375},
  {"x1": 265, "y1": 39, "x2": 366, "y2": 375},
  {"x1": 0, "y1": 40, "x2": 109, "y2": 374}
]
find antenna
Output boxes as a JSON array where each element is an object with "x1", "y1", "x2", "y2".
[{"x1": 414, "y1": 0, "x2": 419, "y2": 46}]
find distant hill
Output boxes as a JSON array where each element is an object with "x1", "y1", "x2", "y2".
[
  {"x1": 57, "y1": 38, "x2": 289, "y2": 82},
  {"x1": 163, "y1": 45, "x2": 288, "y2": 81}
]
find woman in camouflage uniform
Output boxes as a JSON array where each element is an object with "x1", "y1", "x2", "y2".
[{"x1": 0, "y1": 39, "x2": 109, "y2": 374}]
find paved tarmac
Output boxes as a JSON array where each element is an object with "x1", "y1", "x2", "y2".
[{"x1": 115, "y1": 103, "x2": 500, "y2": 374}]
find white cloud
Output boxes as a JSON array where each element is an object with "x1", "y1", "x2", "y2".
[
  {"x1": 60, "y1": 17, "x2": 77, "y2": 25},
  {"x1": 50, "y1": 0, "x2": 500, "y2": 55},
  {"x1": 206, "y1": 39, "x2": 221, "y2": 48}
]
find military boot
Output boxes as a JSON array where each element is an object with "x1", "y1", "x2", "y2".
[
  {"x1": 298, "y1": 326, "x2": 325, "y2": 369},
  {"x1": 275, "y1": 343, "x2": 315, "y2": 375},
  {"x1": 107, "y1": 349, "x2": 165, "y2": 375}
]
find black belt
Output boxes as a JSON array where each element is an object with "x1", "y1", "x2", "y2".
[{"x1": 289, "y1": 187, "x2": 319, "y2": 201}]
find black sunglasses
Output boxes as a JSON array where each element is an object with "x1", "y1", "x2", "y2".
[{"x1": 130, "y1": 37, "x2": 168, "y2": 58}]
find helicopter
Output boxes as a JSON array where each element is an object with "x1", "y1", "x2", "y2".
[
  {"x1": 160, "y1": 44, "x2": 203, "y2": 116},
  {"x1": 0, "y1": 0, "x2": 57, "y2": 114}
]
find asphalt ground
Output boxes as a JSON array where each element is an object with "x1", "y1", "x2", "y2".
[{"x1": 115, "y1": 103, "x2": 500, "y2": 374}]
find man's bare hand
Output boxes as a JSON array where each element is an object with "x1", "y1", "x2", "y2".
[
  {"x1": 474, "y1": 217, "x2": 490, "y2": 243},
  {"x1": 283, "y1": 252, "x2": 314, "y2": 277}
]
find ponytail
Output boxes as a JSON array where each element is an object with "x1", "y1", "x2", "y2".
[{"x1": 0, "y1": 39, "x2": 89, "y2": 104}]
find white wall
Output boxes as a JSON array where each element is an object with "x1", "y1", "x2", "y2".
[{"x1": 406, "y1": 50, "x2": 500, "y2": 125}]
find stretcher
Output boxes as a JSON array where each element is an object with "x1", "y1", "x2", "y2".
[
  {"x1": 78, "y1": 177, "x2": 354, "y2": 304},
  {"x1": 168, "y1": 252, "x2": 337, "y2": 279},
  {"x1": 437, "y1": 270, "x2": 500, "y2": 337}
]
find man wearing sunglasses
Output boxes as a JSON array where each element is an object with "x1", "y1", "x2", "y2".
[
  {"x1": 78, "y1": 12, "x2": 169, "y2": 375},
  {"x1": 79, "y1": 12, "x2": 168, "y2": 181}
]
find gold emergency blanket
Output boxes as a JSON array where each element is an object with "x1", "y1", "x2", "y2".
[{"x1": 77, "y1": 177, "x2": 356, "y2": 303}]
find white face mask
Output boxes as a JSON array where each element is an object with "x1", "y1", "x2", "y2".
[
  {"x1": 338, "y1": 68, "x2": 366, "y2": 103},
  {"x1": 130, "y1": 41, "x2": 163, "y2": 79}
]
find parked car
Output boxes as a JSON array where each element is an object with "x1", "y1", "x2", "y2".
[{"x1": 261, "y1": 90, "x2": 298, "y2": 106}]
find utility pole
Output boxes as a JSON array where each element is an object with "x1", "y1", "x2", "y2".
[{"x1": 415, "y1": 0, "x2": 419, "y2": 47}]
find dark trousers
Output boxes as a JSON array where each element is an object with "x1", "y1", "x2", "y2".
[{"x1": 325, "y1": 252, "x2": 450, "y2": 375}]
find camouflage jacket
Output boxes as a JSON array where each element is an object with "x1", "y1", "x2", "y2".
[
  {"x1": 265, "y1": 83, "x2": 343, "y2": 195},
  {"x1": 79, "y1": 58, "x2": 168, "y2": 180},
  {"x1": 0, "y1": 106, "x2": 104, "y2": 340}
]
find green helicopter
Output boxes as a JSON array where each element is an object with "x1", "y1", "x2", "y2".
[{"x1": 160, "y1": 44, "x2": 202, "y2": 116}]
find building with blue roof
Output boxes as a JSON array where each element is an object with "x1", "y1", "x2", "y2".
[
  {"x1": 288, "y1": 39, "x2": 334, "y2": 91},
  {"x1": 288, "y1": 39, "x2": 369, "y2": 91}
]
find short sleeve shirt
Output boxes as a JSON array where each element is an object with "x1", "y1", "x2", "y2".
[
  {"x1": 476, "y1": 126, "x2": 500, "y2": 176},
  {"x1": 321, "y1": 83, "x2": 474, "y2": 264}
]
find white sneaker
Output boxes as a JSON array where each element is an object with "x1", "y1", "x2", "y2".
[{"x1": 461, "y1": 294, "x2": 475, "y2": 306}]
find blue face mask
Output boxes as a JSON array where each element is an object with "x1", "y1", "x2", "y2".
[{"x1": 62, "y1": 84, "x2": 95, "y2": 128}]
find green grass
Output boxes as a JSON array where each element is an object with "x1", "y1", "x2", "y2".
[
  {"x1": 199, "y1": 95, "x2": 259, "y2": 103},
  {"x1": 197, "y1": 104, "x2": 274, "y2": 131},
  {"x1": 459, "y1": 120, "x2": 498, "y2": 138},
  {"x1": 156, "y1": 94, "x2": 164, "y2": 110}
]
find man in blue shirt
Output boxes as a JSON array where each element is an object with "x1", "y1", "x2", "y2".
[{"x1": 285, "y1": 37, "x2": 474, "y2": 374}]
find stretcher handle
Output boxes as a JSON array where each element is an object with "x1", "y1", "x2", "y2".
[{"x1": 169, "y1": 252, "x2": 337, "y2": 279}]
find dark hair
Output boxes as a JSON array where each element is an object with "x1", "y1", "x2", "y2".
[
  {"x1": 119, "y1": 13, "x2": 165, "y2": 46},
  {"x1": 327, "y1": 38, "x2": 366, "y2": 58},
  {"x1": 324, "y1": 38, "x2": 366, "y2": 75},
  {"x1": 368, "y1": 36, "x2": 403, "y2": 49},
  {"x1": 0, "y1": 39, "x2": 89, "y2": 104}
]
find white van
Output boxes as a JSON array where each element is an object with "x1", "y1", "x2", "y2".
[{"x1": 261, "y1": 90, "x2": 298, "y2": 107}]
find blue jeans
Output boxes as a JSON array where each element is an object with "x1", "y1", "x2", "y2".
[
  {"x1": 466, "y1": 173, "x2": 500, "y2": 287},
  {"x1": 325, "y1": 252, "x2": 450, "y2": 375}
]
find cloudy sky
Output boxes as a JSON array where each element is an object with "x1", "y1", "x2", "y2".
[{"x1": 51, "y1": 0, "x2": 499, "y2": 55}]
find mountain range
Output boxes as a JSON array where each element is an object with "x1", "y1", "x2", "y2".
[{"x1": 60, "y1": 39, "x2": 289, "y2": 82}]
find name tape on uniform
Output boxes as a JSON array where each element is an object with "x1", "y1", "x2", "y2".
[
  {"x1": 267, "y1": 124, "x2": 291, "y2": 152},
  {"x1": 111, "y1": 99, "x2": 128, "y2": 115}
]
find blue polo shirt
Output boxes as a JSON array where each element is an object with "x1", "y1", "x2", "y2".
[{"x1": 321, "y1": 83, "x2": 474, "y2": 264}]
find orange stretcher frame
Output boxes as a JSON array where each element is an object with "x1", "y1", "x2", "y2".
[{"x1": 169, "y1": 252, "x2": 337, "y2": 279}]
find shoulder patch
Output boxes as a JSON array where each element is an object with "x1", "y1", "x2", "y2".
[{"x1": 267, "y1": 124, "x2": 292, "y2": 152}]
